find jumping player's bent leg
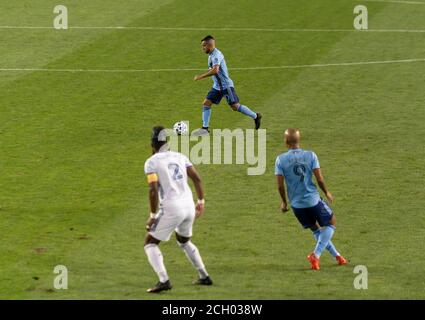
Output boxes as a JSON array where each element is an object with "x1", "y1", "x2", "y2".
[
  {"x1": 231, "y1": 102, "x2": 256, "y2": 118},
  {"x1": 225, "y1": 88, "x2": 262, "y2": 129},
  {"x1": 231, "y1": 103, "x2": 262, "y2": 130}
]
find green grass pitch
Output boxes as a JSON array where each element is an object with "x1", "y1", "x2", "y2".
[{"x1": 1, "y1": 0, "x2": 425, "y2": 299}]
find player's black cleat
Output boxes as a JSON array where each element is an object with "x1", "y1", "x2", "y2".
[
  {"x1": 193, "y1": 127, "x2": 210, "y2": 136},
  {"x1": 147, "y1": 280, "x2": 172, "y2": 293},
  {"x1": 254, "y1": 113, "x2": 262, "y2": 130},
  {"x1": 193, "y1": 276, "x2": 213, "y2": 286}
]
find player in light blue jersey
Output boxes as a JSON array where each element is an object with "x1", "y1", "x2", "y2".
[
  {"x1": 275, "y1": 128, "x2": 347, "y2": 270},
  {"x1": 193, "y1": 35, "x2": 262, "y2": 136}
]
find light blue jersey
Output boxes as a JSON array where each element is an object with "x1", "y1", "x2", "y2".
[
  {"x1": 275, "y1": 149, "x2": 321, "y2": 209},
  {"x1": 208, "y1": 48, "x2": 234, "y2": 90}
]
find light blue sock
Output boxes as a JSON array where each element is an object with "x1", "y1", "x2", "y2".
[
  {"x1": 237, "y1": 105, "x2": 257, "y2": 119},
  {"x1": 314, "y1": 225, "x2": 335, "y2": 258},
  {"x1": 202, "y1": 106, "x2": 211, "y2": 128},
  {"x1": 313, "y1": 229, "x2": 340, "y2": 257}
]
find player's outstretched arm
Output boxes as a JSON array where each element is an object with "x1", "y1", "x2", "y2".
[
  {"x1": 313, "y1": 168, "x2": 334, "y2": 204},
  {"x1": 187, "y1": 166, "x2": 205, "y2": 218},
  {"x1": 194, "y1": 65, "x2": 220, "y2": 81},
  {"x1": 276, "y1": 175, "x2": 289, "y2": 212}
]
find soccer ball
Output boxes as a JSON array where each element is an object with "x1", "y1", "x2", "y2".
[{"x1": 173, "y1": 121, "x2": 188, "y2": 135}]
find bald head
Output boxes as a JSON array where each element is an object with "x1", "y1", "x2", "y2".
[{"x1": 284, "y1": 128, "x2": 301, "y2": 148}]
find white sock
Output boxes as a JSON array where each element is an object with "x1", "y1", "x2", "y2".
[
  {"x1": 178, "y1": 241, "x2": 209, "y2": 279},
  {"x1": 144, "y1": 244, "x2": 169, "y2": 283}
]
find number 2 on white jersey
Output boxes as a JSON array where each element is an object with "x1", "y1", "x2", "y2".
[{"x1": 168, "y1": 163, "x2": 183, "y2": 181}]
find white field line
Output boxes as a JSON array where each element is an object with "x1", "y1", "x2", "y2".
[
  {"x1": 1, "y1": 58, "x2": 424, "y2": 73},
  {"x1": 0, "y1": 26, "x2": 425, "y2": 33}
]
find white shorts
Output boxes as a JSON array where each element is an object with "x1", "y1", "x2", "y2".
[{"x1": 149, "y1": 199, "x2": 195, "y2": 241}]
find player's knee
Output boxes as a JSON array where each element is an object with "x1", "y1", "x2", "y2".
[
  {"x1": 177, "y1": 241, "x2": 188, "y2": 249},
  {"x1": 230, "y1": 104, "x2": 239, "y2": 111},
  {"x1": 144, "y1": 234, "x2": 160, "y2": 246},
  {"x1": 176, "y1": 233, "x2": 190, "y2": 245},
  {"x1": 144, "y1": 243, "x2": 157, "y2": 251},
  {"x1": 310, "y1": 224, "x2": 319, "y2": 232},
  {"x1": 203, "y1": 99, "x2": 212, "y2": 107}
]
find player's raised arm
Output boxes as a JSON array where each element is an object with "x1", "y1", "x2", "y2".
[
  {"x1": 187, "y1": 165, "x2": 205, "y2": 218},
  {"x1": 313, "y1": 168, "x2": 334, "y2": 204}
]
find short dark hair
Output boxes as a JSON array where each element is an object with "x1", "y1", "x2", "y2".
[
  {"x1": 201, "y1": 35, "x2": 214, "y2": 42},
  {"x1": 151, "y1": 125, "x2": 167, "y2": 150}
]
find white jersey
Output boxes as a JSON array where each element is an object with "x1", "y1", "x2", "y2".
[{"x1": 144, "y1": 150, "x2": 194, "y2": 205}]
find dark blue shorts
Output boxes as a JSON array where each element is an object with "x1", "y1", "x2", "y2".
[
  {"x1": 292, "y1": 199, "x2": 334, "y2": 229},
  {"x1": 206, "y1": 87, "x2": 240, "y2": 106}
]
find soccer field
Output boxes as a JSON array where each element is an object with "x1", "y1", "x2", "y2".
[{"x1": 1, "y1": 0, "x2": 425, "y2": 300}]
